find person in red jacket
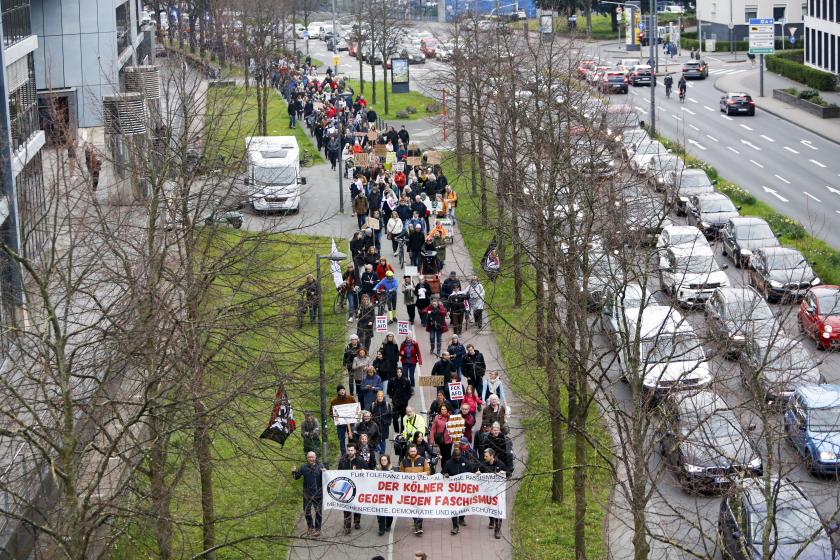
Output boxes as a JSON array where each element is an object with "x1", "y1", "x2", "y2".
[
  {"x1": 375, "y1": 256, "x2": 394, "y2": 280},
  {"x1": 424, "y1": 299, "x2": 448, "y2": 356},
  {"x1": 429, "y1": 403, "x2": 454, "y2": 467},
  {"x1": 394, "y1": 170, "x2": 406, "y2": 192},
  {"x1": 399, "y1": 335, "x2": 422, "y2": 387}
]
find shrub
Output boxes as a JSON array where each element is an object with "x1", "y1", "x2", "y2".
[
  {"x1": 395, "y1": 110, "x2": 409, "y2": 119},
  {"x1": 766, "y1": 53, "x2": 837, "y2": 90},
  {"x1": 425, "y1": 102, "x2": 441, "y2": 113},
  {"x1": 405, "y1": 105, "x2": 417, "y2": 114},
  {"x1": 799, "y1": 89, "x2": 819, "y2": 99}
]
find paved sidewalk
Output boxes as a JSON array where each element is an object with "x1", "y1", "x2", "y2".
[
  {"x1": 714, "y1": 65, "x2": 840, "y2": 144},
  {"x1": 288, "y1": 215, "x2": 527, "y2": 560}
]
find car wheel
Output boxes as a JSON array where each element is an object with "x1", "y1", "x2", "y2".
[
  {"x1": 816, "y1": 337, "x2": 827, "y2": 351},
  {"x1": 749, "y1": 110, "x2": 755, "y2": 116},
  {"x1": 733, "y1": 252, "x2": 742, "y2": 268},
  {"x1": 797, "y1": 315, "x2": 805, "y2": 333},
  {"x1": 806, "y1": 454, "x2": 817, "y2": 475}
]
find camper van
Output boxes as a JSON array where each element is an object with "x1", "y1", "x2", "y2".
[{"x1": 245, "y1": 136, "x2": 306, "y2": 213}]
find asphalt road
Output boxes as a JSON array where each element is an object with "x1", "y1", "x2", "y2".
[{"x1": 588, "y1": 52, "x2": 840, "y2": 248}]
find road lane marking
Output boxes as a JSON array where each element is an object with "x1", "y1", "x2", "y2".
[
  {"x1": 704, "y1": 105, "x2": 714, "y2": 111},
  {"x1": 810, "y1": 159, "x2": 827, "y2": 168},
  {"x1": 762, "y1": 186, "x2": 788, "y2": 202},
  {"x1": 671, "y1": 114, "x2": 682, "y2": 121},
  {"x1": 804, "y1": 192, "x2": 822, "y2": 202},
  {"x1": 727, "y1": 146, "x2": 740, "y2": 154},
  {"x1": 750, "y1": 160, "x2": 764, "y2": 168},
  {"x1": 740, "y1": 124, "x2": 754, "y2": 131},
  {"x1": 774, "y1": 174, "x2": 790, "y2": 184},
  {"x1": 689, "y1": 124, "x2": 700, "y2": 131},
  {"x1": 681, "y1": 107, "x2": 696, "y2": 115},
  {"x1": 801, "y1": 140, "x2": 818, "y2": 150},
  {"x1": 827, "y1": 185, "x2": 840, "y2": 195},
  {"x1": 760, "y1": 135, "x2": 775, "y2": 142},
  {"x1": 636, "y1": 107, "x2": 648, "y2": 114},
  {"x1": 741, "y1": 139, "x2": 761, "y2": 151},
  {"x1": 706, "y1": 135, "x2": 719, "y2": 142},
  {"x1": 722, "y1": 115, "x2": 733, "y2": 121},
  {"x1": 688, "y1": 139, "x2": 706, "y2": 150},
  {"x1": 784, "y1": 146, "x2": 800, "y2": 154},
  {"x1": 689, "y1": 98, "x2": 698, "y2": 104}
]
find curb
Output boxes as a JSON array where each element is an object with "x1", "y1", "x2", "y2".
[{"x1": 712, "y1": 75, "x2": 840, "y2": 146}]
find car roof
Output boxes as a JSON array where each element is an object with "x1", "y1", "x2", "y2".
[
  {"x1": 669, "y1": 243, "x2": 715, "y2": 258},
  {"x1": 695, "y1": 192, "x2": 730, "y2": 202},
  {"x1": 663, "y1": 224, "x2": 702, "y2": 236},
  {"x1": 714, "y1": 286, "x2": 761, "y2": 302},
  {"x1": 729, "y1": 216, "x2": 768, "y2": 227},
  {"x1": 674, "y1": 389, "x2": 726, "y2": 417},
  {"x1": 726, "y1": 92, "x2": 749, "y2": 96},
  {"x1": 756, "y1": 246, "x2": 802, "y2": 258},
  {"x1": 680, "y1": 168, "x2": 709, "y2": 177},
  {"x1": 796, "y1": 384, "x2": 840, "y2": 408},
  {"x1": 740, "y1": 478, "x2": 812, "y2": 514},
  {"x1": 627, "y1": 305, "x2": 689, "y2": 337}
]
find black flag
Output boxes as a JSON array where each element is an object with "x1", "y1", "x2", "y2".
[{"x1": 259, "y1": 383, "x2": 296, "y2": 446}]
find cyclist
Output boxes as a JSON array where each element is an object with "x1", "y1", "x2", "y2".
[
  {"x1": 664, "y1": 75, "x2": 673, "y2": 98},
  {"x1": 374, "y1": 270, "x2": 399, "y2": 323},
  {"x1": 678, "y1": 76, "x2": 687, "y2": 102}
]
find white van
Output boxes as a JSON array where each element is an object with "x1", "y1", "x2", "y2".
[
  {"x1": 306, "y1": 21, "x2": 324, "y2": 39},
  {"x1": 245, "y1": 136, "x2": 306, "y2": 213}
]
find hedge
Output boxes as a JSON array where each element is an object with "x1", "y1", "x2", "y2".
[
  {"x1": 766, "y1": 51, "x2": 837, "y2": 90},
  {"x1": 681, "y1": 31, "x2": 785, "y2": 52}
]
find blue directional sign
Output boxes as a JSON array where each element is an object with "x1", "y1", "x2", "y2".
[
  {"x1": 749, "y1": 18, "x2": 774, "y2": 25},
  {"x1": 791, "y1": 35, "x2": 796, "y2": 43}
]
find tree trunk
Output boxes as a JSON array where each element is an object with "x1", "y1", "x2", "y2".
[
  {"x1": 511, "y1": 211, "x2": 522, "y2": 306},
  {"x1": 545, "y1": 266, "x2": 564, "y2": 503},
  {"x1": 535, "y1": 259, "x2": 545, "y2": 367},
  {"x1": 586, "y1": 2, "x2": 593, "y2": 39},
  {"x1": 189, "y1": 13, "x2": 197, "y2": 53},
  {"x1": 358, "y1": 55, "x2": 365, "y2": 94},
  {"x1": 382, "y1": 58, "x2": 389, "y2": 116},
  {"x1": 573, "y1": 360, "x2": 588, "y2": 560},
  {"x1": 371, "y1": 61, "x2": 377, "y2": 105},
  {"x1": 150, "y1": 417, "x2": 173, "y2": 560},
  {"x1": 194, "y1": 410, "x2": 217, "y2": 560},
  {"x1": 477, "y1": 135, "x2": 488, "y2": 226},
  {"x1": 455, "y1": 80, "x2": 463, "y2": 173}
]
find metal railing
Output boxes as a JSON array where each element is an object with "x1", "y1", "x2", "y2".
[{"x1": 1, "y1": 0, "x2": 31, "y2": 48}]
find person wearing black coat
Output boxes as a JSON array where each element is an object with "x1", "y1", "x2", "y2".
[
  {"x1": 411, "y1": 431, "x2": 438, "y2": 469},
  {"x1": 414, "y1": 277, "x2": 432, "y2": 325},
  {"x1": 292, "y1": 452, "x2": 326, "y2": 536},
  {"x1": 357, "y1": 296, "x2": 375, "y2": 351},
  {"x1": 343, "y1": 336, "x2": 362, "y2": 395},
  {"x1": 380, "y1": 333, "x2": 400, "y2": 388},
  {"x1": 388, "y1": 368, "x2": 413, "y2": 432},
  {"x1": 442, "y1": 447, "x2": 474, "y2": 534},
  {"x1": 398, "y1": 125, "x2": 410, "y2": 146},
  {"x1": 407, "y1": 224, "x2": 425, "y2": 268},
  {"x1": 479, "y1": 448, "x2": 509, "y2": 539},
  {"x1": 367, "y1": 393, "x2": 392, "y2": 455},
  {"x1": 338, "y1": 443, "x2": 364, "y2": 533},
  {"x1": 463, "y1": 345, "x2": 487, "y2": 396},
  {"x1": 477, "y1": 423, "x2": 513, "y2": 474}
]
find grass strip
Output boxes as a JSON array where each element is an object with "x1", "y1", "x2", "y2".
[{"x1": 344, "y1": 78, "x2": 439, "y2": 120}]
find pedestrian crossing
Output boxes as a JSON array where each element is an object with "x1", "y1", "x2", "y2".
[{"x1": 707, "y1": 68, "x2": 748, "y2": 75}]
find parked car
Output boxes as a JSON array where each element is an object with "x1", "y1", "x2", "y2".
[
  {"x1": 620, "y1": 129, "x2": 650, "y2": 159},
  {"x1": 623, "y1": 191, "x2": 672, "y2": 244},
  {"x1": 629, "y1": 140, "x2": 669, "y2": 174},
  {"x1": 682, "y1": 59, "x2": 709, "y2": 79},
  {"x1": 601, "y1": 283, "x2": 660, "y2": 324},
  {"x1": 719, "y1": 477, "x2": 835, "y2": 559},
  {"x1": 785, "y1": 384, "x2": 840, "y2": 475},
  {"x1": 659, "y1": 244, "x2": 729, "y2": 307},
  {"x1": 656, "y1": 224, "x2": 708, "y2": 254},
  {"x1": 721, "y1": 217, "x2": 780, "y2": 269},
  {"x1": 659, "y1": 390, "x2": 762, "y2": 492},
  {"x1": 327, "y1": 35, "x2": 348, "y2": 51},
  {"x1": 577, "y1": 60, "x2": 598, "y2": 79},
  {"x1": 686, "y1": 192, "x2": 740, "y2": 239},
  {"x1": 436, "y1": 42, "x2": 454, "y2": 61},
  {"x1": 705, "y1": 286, "x2": 785, "y2": 358},
  {"x1": 599, "y1": 71, "x2": 629, "y2": 94},
  {"x1": 647, "y1": 154, "x2": 686, "y2": 191},
  {"x1": 581, "y1": 250, "x2": 624, "y2": 311},
  {"x1": 402, "y1": 47, "x2": 426, "y2": 64},
  {"x1": 294, "y1": 24, "x2": 307, "y2": 38},
  {"x1": 739, "y1": 336, "x2": 823, "y2": 405},
  {"x1": 628, "y1": 64, "x2": 654, "y2": 86},
  {"x1": 748, "y1": 247, "x2": 820, "y2": 303},
  {"x1": 588, "y1": 65, "x2": 613, "y2": 85},
  {"x1": 720, "y1": 92, "x2": 756, "y2": 116},
  {"x1": 799, "y1": 286, "x2": 840, "y2": 350},
  {"x1": 669, "y1": 168, "x2": 715, "y2": 216}
]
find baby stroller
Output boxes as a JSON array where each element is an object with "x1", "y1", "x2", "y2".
[
  {"x1": 481, "y1": 239, "x2": 501, "y2": 282},
  {"x1": 420, "y1": 249, "x2": 440, "y2": 276}
]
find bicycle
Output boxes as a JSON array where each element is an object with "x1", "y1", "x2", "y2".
[
  {"x1": 664, "y1": 84, "x2": 672, "y2": 98},
  {"x1": 374, "y1": 289, "x2": 388, "y2": 317},
  {"x1": 679, "y1": 89, "x2": 686, "y2": 103},
  {"x1": 395, "y1": 234, "x2": 407, "y2": 269}
]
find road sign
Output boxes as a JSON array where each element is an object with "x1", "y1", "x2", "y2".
[
  {"x1": 790, "y1": 35, "x2": 796, "y2": 44},
  {"x1": 303, "y1": 31, "x2": 309, "y2": 39},
  {"x1": 749, "y1": 18, "x2": 775, "y2": 55},
  {"x1": 728, "y1": 21, "x2": 734, "y2": 29},
  {"x1": 788, "y1": 26, "x2": 797, "y2": 36},
  {"x1": 332, "y1": 55, "x2": 340, "y2": 67},
  {"x1": 616, "y1": 6, "x2": 622, "y2": 13}
]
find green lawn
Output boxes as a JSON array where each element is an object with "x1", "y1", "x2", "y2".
[
  {"x1": 442, "y1": 155, "x2": 610, "y2": 559},
  {"x1": 114, "y1": 233, "x2": 349, "y2": 559},
  {"x1": 344, "y1": 78, "x2": 438, "y2": 120},
  {"x1": 207, "y1": 85, "x2": 324, "y2": 165}
]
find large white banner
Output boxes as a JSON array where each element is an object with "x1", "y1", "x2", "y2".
[{"x1": 322, "y1": 470, "x2": 507, "y2": 519}]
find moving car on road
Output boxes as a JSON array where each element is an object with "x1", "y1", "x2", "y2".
[
  {"x1": 659, "y1": 390, "x2": 762, "y2": 492},
  {"x1": 718, "y1": 477, "x2": 835, "y2": 559},
  {"x1": 682, "y1": 59, "x2": 709, "y2": 79},
  {"x1": 686, "y1": 192, "x2": 740, "y2": 239},
  {"x1": 739, "y1": 336, "x2": 824, "y2": 405},
  {"x1": 705, "y1": 287, "x2": 785, "y2": 359},
  {"x1": 785, "y1": 384, "x2": 840, "y2": 475},
  {"x1": 420, "y1": 37, "x2": 437, "y2": 58},
  {"x1": 799, "y1": 286, "x2": 840, "y2": 350},
  {"x1": 599, "y1": 71, "x2": 630, "y2": 94},
  {"x1": 721, "y1": 217, "x2": 780, "y2": 269},
  {"x1": 748, "y1": 247, "x2": 820, "y2": 303},
  {"x1": 628, "y1": 64, "x2": 654, "y2": 86},
  {"x1": 720, "y1": 92, "x2": 756, "y2": 116},
  {"x1": 659, "y1": 244, "x2": 729, "y2": 307}
]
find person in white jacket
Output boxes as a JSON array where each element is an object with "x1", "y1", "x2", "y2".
[
  {"x1": 386, "y1": 211, "x2": 404, "y2": 255},
  {"x1": 467, "y1": 277, "x2": 485, "y2": 329}
]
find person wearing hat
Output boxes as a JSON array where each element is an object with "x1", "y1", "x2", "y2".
[
  {"x1": 330, "y1": 385, "x2": 358, "y2": 455},
  {"x1": 374, "y1": 269, "x2": 399, "y2": 323},
  {"x1": 441, "y1": 272, "x2": 461, "y2": 309}
]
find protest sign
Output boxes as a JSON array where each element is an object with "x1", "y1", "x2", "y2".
[
  {"x1": 332, "y1": 402, "x2": 361, "y2": 426},
  {"x1": 406, "y1": 156, "x2": 421, "y2": 166},
  {"x1": 366, "y1": 216, "x2": 380, "y2": 230},
  {"x1": 322, "y1": 470, "x2": 507, "y2": 519},
  {"x1": 426, "y1": 151, "x2": 441, "y2": 165},
  {"x1": 419, "y1": 375, "x2": 444, "y2": 387},
  {"x1": 448, "y1": 382, "x2": 464, "y2": 401},
  {"x1": 385, "y1": 152, "x2": 397, "y2": 164},
  {"x1": 375, "y1": 315, "x2": 388, "y2": 333},
  {"x1": 393, "y1": 161, "x2": 405, "y2": 172},
  {"x1": 408, "y1": 143, "x2": 420, "y2": 152},
  {"x1": 367, "y1": 130, "x2": 378, "y2": 141},
  {"x1": 354, "y1": 153, "x2": 369, "y2": 167},
  {"x1": 404, "y1": 265, "x2": 418, "y2": 277},
  {"x1": 397, "y1": 321, "x2": 410, "y2": 335},
  {"x1": 374, "y1": 144, "x2": 388, "y2": 157}
]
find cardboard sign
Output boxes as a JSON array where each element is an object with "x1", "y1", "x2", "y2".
[
  {"x1": 426, "y1": 151, "x2": 441, "y2": 165},
  {"x1": 419, "y1": 375, "x2": 444, "y2": 387},
  {"x1": 354, "y1": 131, "x2": 367, "y2": 137},
  {"x1": 448, "y1": 382, "x2": 464, "y2": 400},
  {"x1": 375, "y1": 315, "x2": 388, "y2": 332},
  {"x1": 374, "y1": 144, "x2": 388, "y2": 156},
  {"x1": 354, "y1": 153, "x2": 369, "y2": 167},
  {"x1": 393, "y1": 162, "x2": 405, "y2": 172},
  {"x1": 406, "y1": 157, "x2": 421, "y2": 166},
  {"x1": 404, "y1": 265, "x2": 418, "y2": 277},
  {"x1": 408, "y1": 143, "x2": 420, "y2": 152},
  {"x1": 367, "y1": 130, "x2": 378, "y2": 141},
  {"x1": 366, "y1": 216, "x2": 380, "y2": 230},
  {"x1": 332, "y1": 402, "x2": 361, "y2": 426},
  {"x1": 385, "y1": 152, "x2": 397, "y2": 164},
  {"x1": 397, "y1": 320, "x2": 410, "y2": 335}
]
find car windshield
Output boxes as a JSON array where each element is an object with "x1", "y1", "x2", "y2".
[
  {"x1": 623, "y1": 132, "x2": 648, "y2": 145},
  {"x1": 679, "y1": 173, "x2": 712, "y2": 188},
  {"x1": 725, "y1": 296, "x2": 774, "y2": 321},
  {"x1": 641, "y1": 335, "x2": 705, "y2": 363},
  {"x1": 701, "y1": 198, "x2": 736, "y2": 213},
  {"x1": 253, "y1": 164, "x2": 297, "y2": 186},
  {"x1": 817, "y1": 292, "x2": 840, "y2": 316},
  {"x1": 808, "y1": 407, "x2": 840, "y2": 432},
  {"x1": 675, "y1": 254, "x2": 716, "y2": 274},
  {"x1": 735, "y1": 223, "x2": 774, "y2": 240},
  {"x1": 767, "y1": 252, "x2": 806, "y2": 270},
  {"x1": 751, "y1": 507, "x2": 822, "y2": 544}
]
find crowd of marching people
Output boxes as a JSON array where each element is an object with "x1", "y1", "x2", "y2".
[{"x1": 292, "y1": 91, "x2": 513, "y2": 540}]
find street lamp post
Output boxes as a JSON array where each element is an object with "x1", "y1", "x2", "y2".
[
  {"x1": 648, "y1": 0, "x2": 657, "y2": 134},
  {"x1": 316, "y1": 247, "x2": 347, "y2": 464}
]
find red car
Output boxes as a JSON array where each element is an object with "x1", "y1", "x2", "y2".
[
  {"x1": 420, "y1": 38, "x2": 437, "y2": 58},
  {"x1": 577, "y1": 60, "x2": 596, "y2": 79},
  {"x1": 799, "y1": 286, "x2": 840, "y2": 350}
]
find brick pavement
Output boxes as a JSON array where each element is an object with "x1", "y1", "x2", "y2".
[{"x1": 288, "y1": 214, "x2": 526, "y2": 560}]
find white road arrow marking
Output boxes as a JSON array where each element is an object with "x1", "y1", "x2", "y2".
[
  {"x1": 784, "y1": 146, "x2": 800, "y2": 154},
  {"x1": 722, "y1": 115, "x2": 733, "y2": 121},
  {"x1": 741, "y1": 139, "x2": 761, "y2": 151},
  {"x1": 762, "y1": 186, "x2": 789, "y2": 202},
  {"x1": 810, "y1": 159, "x2": 827, "y2": 168},
  {"x1": 727, "y1": 146, "x2": 740, "y2": 154},
  {"x1": 827, "y1": 185, "x2": 840, "y2": 195},
  {"x1": 751, "y1": 160, "x2": 765, "y2": 168},
  {"x1": 740, "y1": 124, "x2": 754, "y2": 131},
  {"x1": 707, "y1": 135, "x2": 719, "y2": 142},
  {"x1": 774, "y1": 175, "x2": 790, "y2": 184},
  {"x1": 804, "y1": 192, "x2": 822, "y2": 202},
  {"x1": 672, "y1": 114, "x2": 682, "y2": 121},
  {"x1": 636, "y1": 107, "x2": 648, "y2": 114},
  {"x1": 801, "y1": 139, "x2": 818, "y2": 150},
  {"x1": 689, "y1": 98, "x2": 698, "y2": 104},
  {"x1": 689, "y1": 124, "x2": 700, "y2": 131},
  {"x1": 760, "y1": 135, "x2": 775, "y2": 142},
  {"x1": 688, "y1": 139, "x2": 707, "y2": 150}
]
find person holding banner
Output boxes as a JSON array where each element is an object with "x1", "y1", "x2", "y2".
[
  {"x1": 442, "y1": 446, "x2": 474, "y2": 534},
  {"x1": 375, "y1": 455, "x2": 396, "y2": 535},
  {"x1": 338, "y1": 443, "x2": 364, "y2": 534},
  {"x1": 292, "y1": 451, "x2": 326, "y2": 537},
  {"x1": 388, "y1": 368, "x2": 412, "y2": 433},
  {"x1": 330, "y1": 386, "x2": 357, "y2": 455},
  {"x1": 400, "y1": 443, "x2": 431, "y2": 536},
  {"x1": 479, "y1": 448, "x2": 508, "y2": 539}
]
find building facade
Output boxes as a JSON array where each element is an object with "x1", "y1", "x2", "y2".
[
  {"x1": 30, "y1": 0, "x2": 146, "y2": 130},
  {"x1": 697, "y1": 0, "x2": 806, "y2": 42},
  {"x1": 804, "y1": 0, "x2": 840, "y2": 74}
]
